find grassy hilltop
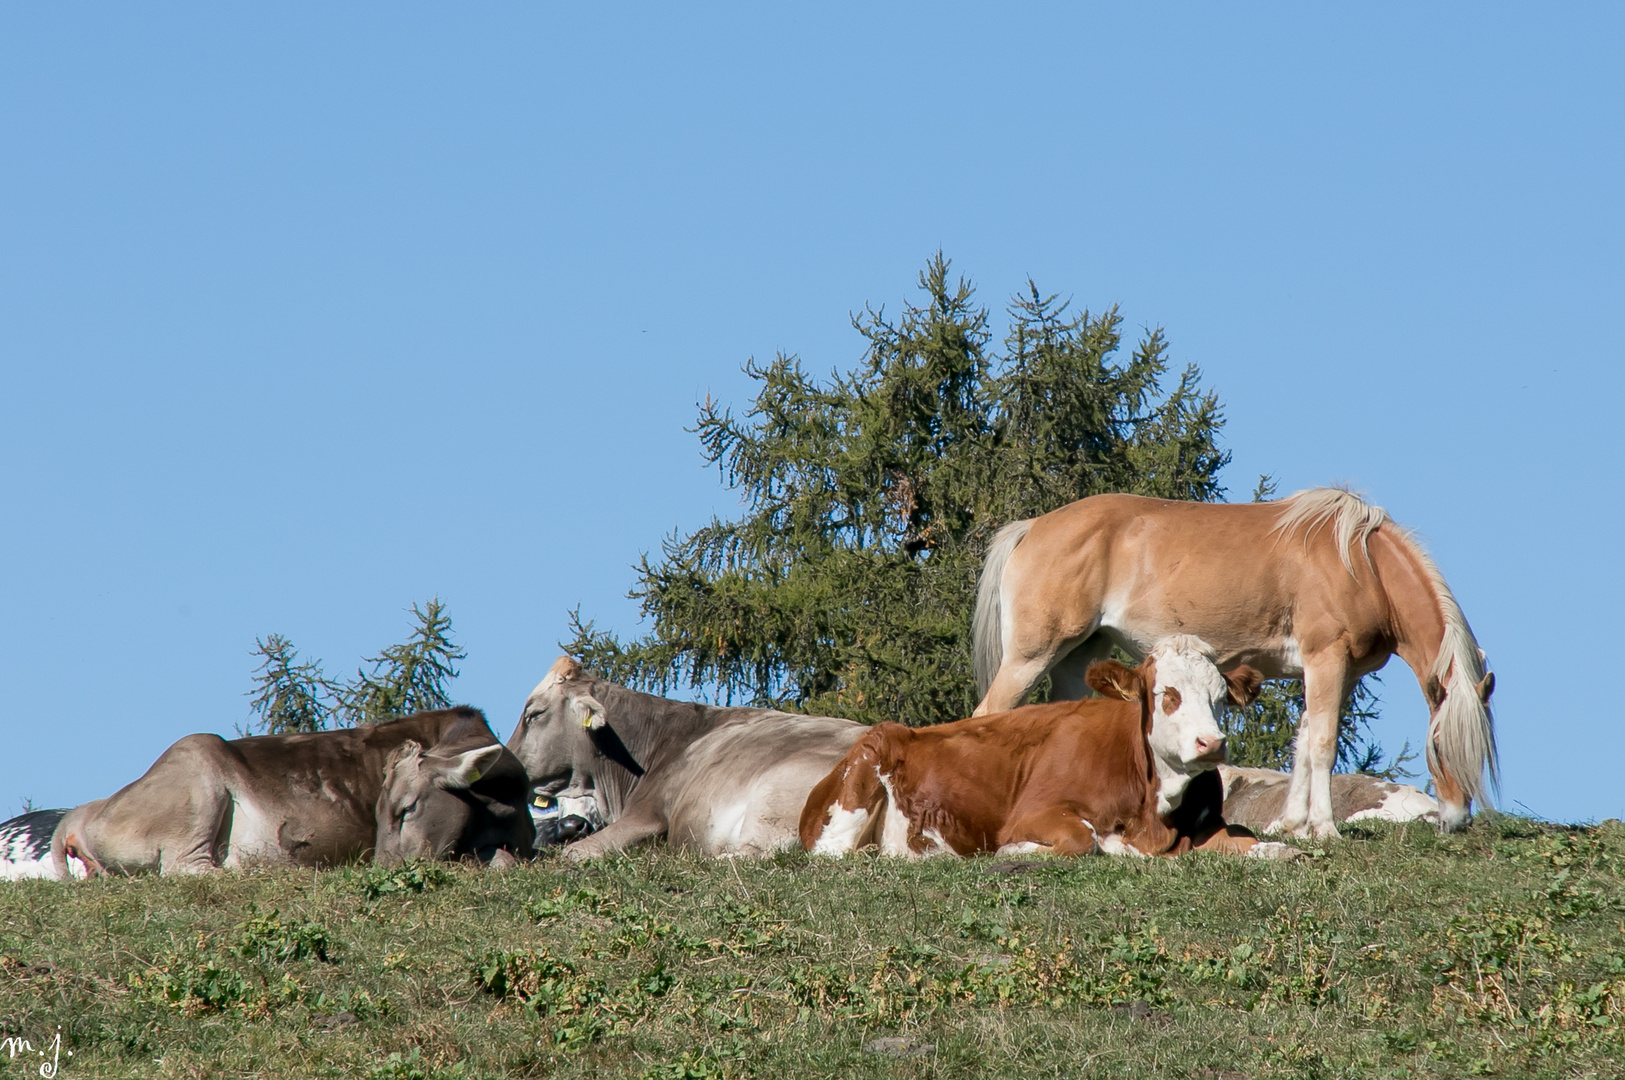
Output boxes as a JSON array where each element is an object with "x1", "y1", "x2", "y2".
[{"x1": 3, "y1": 818, "x2": 1623, "y2": 1080}]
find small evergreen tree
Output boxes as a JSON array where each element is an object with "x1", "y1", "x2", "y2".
[
  {"x1": 244, "y1": 599, "x2": 464, "y2": 733},
  {"x1": 246, "y1": 633, "x2": 336, "y2": 734},
  {"x1": 336, "y1": 598, "x2": 465, "y2": 726}
]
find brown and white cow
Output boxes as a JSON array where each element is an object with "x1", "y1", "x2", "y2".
[
  {"x1": 51, "y1": 707, "x2": 533, "y2": 877},
  {"x1": 800, "y1": 637, "x2": 1295, "y2": 860}
]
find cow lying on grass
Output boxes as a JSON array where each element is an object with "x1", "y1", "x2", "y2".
[
  {"x1": 52, "y1": 707, "x2": 533, "y2": 877},
  {"x1": 508, "y1": 657, "x2": 865, "y2": 860},
  {"x1": 1219, "y1": 765, "x2": 1438, "y2": 830},
  {"x1": 800, "y1": 636, "x2": 1296, "y2": 859}
]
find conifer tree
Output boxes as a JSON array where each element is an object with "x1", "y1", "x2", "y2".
[
  {"x1": 336, "y1": 598, "x2": 465, "y2": 726},
  {"x1": 570, "y1": 256, "x2": 1397, "y2": 772},
  {"x1": 246, "y1": 634, "x2": 335, "y2": 734},
  {"x1": 567, "y1": 256, "x2": 1228, "y2": 727},
  {"x1": 244, "y1": 599, "x2": 464, "y2": 732}
]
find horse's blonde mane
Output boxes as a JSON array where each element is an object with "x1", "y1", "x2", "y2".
[
  {"x1": 1399, "y1": 531, "x2": 1500, "y2": 804},
  {"x1": 1274, "y1": 487, "x2": 1498, "y2": 805},
  {"x1": 1271, "y1": 486, "x2": 1389, "y2": 576}
]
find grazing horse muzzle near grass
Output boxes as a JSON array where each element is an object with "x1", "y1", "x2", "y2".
[{"x1": 971, "y1": 488, "x2": 1497, "y2": 839}]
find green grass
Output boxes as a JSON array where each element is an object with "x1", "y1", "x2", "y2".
[{"x1": 3, "y1": 817, "x2": 1623, "y2": 1079}]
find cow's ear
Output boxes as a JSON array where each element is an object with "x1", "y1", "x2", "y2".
[
  {"x1": 565, "y1": 692, "x2": 609, "y2": 731},
  {"x1": 564, "y1": 689, "x2": 645, "y2": 776},
  {"x1": 1224, "y1": 666, "x2": 1265, "y2": 708},
  {"x1": 435, "y1": 744, "x2": 507, "y2": 790},
  {"x1": 385, "y1": 740, "x2": 425, "y2": 777},
  {"x1": 588, "y1": 722, "x2": 646, "y2": 777},
  {"x1": 1085, "y1": 660, "x2": 1141, "y2": 701}
]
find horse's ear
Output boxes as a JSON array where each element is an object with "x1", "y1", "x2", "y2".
[
  {"x1": 1476, "y1": 671, "x2": 1495, "y2": 704},
  {"x1": 1225, "y1": 666, "x2": 1264, "y2": 707},
  {"x1": 1425, "y1": 674, "x2": 1445, "y2": 710},
  {"x1": 1086, "y1": 660, "x2": 1141, "y2": 701}
]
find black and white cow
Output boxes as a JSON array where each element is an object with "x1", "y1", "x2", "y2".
[{"x1": 1, "y1": 810, "x2": 86, "y2": 881}]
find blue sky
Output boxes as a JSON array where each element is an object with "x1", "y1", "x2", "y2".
[{"x1": 2, "y1": 6, "x2": 1620, "y2": 822}]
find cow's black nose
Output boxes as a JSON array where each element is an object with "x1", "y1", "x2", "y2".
[{"x1": 556, "y1": 815, "x2": 591, "y2": 842}]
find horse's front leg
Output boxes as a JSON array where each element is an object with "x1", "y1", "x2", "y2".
[{"x1": 1268, "y1": 656, "x2": 1350, "y2": 839}]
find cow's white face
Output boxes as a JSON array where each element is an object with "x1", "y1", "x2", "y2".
[
  {"x1": 1145, "y1": 638, "x2": 1236, "y2": 771},
  {"x1": 1090, "y1": 636, "x2": 1262, "y2": 815}
]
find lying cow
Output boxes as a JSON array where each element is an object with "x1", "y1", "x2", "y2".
[
  {"x1": 53, "y1": 707, "x2": 532, "y2": 877},
  {"x1": 507, "y1": 657, "x2": 865, "y2": 860},
  {"x1": 801, "y1": 636, "x2": 1294, "y2": 859},
  {"x1": 1219, "y1": 765, "x2": 1438, "y2": 830},
  {"x1": 1, "y1": 809, "x2": 86, "y2": 881}
]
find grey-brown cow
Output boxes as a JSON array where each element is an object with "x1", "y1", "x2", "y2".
[
  {"x1": 507, "y1": 658, "x2": 865, "y2": 860},
  {"x1": 52, "y1": 707, "x2": 532, "y2": 877},
  {"x1": 1218, "y1": 766, "x2": 1438, "y2": 831}
]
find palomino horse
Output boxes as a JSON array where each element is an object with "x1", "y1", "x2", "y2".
[{"x1": 971, "y1": 488, "x2": 1496, "y2": 838}]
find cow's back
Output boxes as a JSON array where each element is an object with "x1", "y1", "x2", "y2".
[
  {"x1": 662, "y1": 712, "x2": 866, "y2": 856},
  {"x1": 802, "y1": 698, "x2": 1159, "y2": 857}
]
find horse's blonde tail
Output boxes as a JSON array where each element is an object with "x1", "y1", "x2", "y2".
[{"x1": 974, "y1": 519, "x2": 1032, "y2": 696}]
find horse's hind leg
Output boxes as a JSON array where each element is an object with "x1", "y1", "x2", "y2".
[
  {"x1": 1269, "y1": 653, "x2": 1352, "y2": 840},
  {"x1": 975, "y1": 623, "x2": 1104, "y2": 716}
]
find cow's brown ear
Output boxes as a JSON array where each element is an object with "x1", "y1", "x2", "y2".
[
  {"x1": 1085, "y1": 660, "x2": 1141, "y2": 701},
  {"x1": 1224, "y1": 666, "x2": 1264, "y2": 708}
]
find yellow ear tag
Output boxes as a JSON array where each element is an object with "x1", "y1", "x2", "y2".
[{"x1": 466, "y1": 768, "x2": 482, "y2": 783}]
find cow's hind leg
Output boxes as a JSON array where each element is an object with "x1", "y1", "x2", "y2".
[
  {"x1": 799, "y1": 736, "x2": 888, "y2": 856},
  {"x1": 160, "y1": 783, "x2": 233, "y2": 874},
  {"x1": 1269, "y1": 654, "x2": 1352, "y2": 840},
  {"x1": 999, "y1": 805, "x2": 1102, "y2": 857}
]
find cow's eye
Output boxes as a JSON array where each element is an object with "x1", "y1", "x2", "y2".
[{"x1": 1161, "y1": 687, "x2": 1182, "y2": 715}]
